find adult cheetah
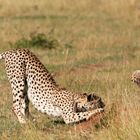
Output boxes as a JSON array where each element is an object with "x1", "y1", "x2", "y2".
[{"x1": 0, "y1": 49, "x2": 105, "y2": 124}]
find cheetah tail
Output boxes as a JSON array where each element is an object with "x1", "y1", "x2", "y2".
[{"x1": 0, "y1": 52, "x2": 5, "y2": 60}]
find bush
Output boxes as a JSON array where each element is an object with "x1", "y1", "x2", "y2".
[{"x1": 11, "y1": 33, "x2": 59, "y2": 49}]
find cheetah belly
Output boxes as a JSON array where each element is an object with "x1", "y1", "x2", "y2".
[{"x1": 27, "y1": 88, "x2": 62, "y2": 117}]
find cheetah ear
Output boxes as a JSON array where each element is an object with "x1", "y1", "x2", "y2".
[{"x1": 87, "y1": 94, "x2": 94, "y2": 102}]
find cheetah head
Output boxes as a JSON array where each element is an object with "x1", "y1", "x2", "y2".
[
  {"x1": 76, "y1": 93, "x2": 105, "y2": 112},
  {"x1": 131, "y1": 70, "x2": 140, "y2": 86}
]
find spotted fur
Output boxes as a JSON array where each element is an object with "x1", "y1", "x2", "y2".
[
  {"x1": 0, "y1": 49, "x2": 104, "y2": 124},
  {"x1": 131, "y1": 70, "x2": 140, "y2": 87}
]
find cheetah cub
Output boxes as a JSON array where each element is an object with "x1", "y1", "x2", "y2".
[
  {"x1": 131, "y1": 70, "x2": 140, "y2": 87},
  {"x1": 0, "y1": 49, "x2": 104, "y2": 124}
]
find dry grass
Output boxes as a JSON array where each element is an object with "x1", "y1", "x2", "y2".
[{"x1": 0, "y1": 0, "x2": 140, "y2": 140}]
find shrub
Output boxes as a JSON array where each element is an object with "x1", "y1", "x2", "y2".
[{"x1": 11, "y1": 33, "x2": 59, "y2": 49}]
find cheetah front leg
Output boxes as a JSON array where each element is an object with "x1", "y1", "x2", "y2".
[{"x1": 62, "y1": 108, "x2": 104, "y2": 124}]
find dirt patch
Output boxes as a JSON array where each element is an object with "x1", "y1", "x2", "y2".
[
  {"x1": 81, "y1": 64, "x2": 106, "y2": 69},
  {"x1": 70, "y1": 63, "x2": 106, "y2": 73},
  {"x1": 40, "y1": 112, "x2": 105, "y2": 134},
  {"x1": 52, "y1": 63, "x2": 107, "y2": 78},
  {"x1": 70, "y1": 112, "x2": 105, "y2": 132}
]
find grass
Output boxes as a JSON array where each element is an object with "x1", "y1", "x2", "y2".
[{"x1": 0, "y1": 0, "x2": 140, "y2": 139}]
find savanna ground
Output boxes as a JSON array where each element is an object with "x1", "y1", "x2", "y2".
[{"x1": 0, "y1": 0, "x2": 140, "y2": 139}]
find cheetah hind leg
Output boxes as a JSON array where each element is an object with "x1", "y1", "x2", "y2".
[
  {"x1": 20, "y1": 84, "x2": 35, "y2": 122},
  {"x1": 11, "y1": 80, "x2": 27, "y2": 124},
  {"x1": 11, "y1": 78, "x2": 33, "y2": 124}
]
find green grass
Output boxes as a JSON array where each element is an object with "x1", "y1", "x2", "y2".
[{"x1": 0, "y1": 0, "x2": 140, "y2": 139}]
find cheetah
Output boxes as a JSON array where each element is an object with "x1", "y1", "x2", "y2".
[
  {"x1": 131, "y1": 70, "x2": 140, "y2": 86},
  {"x1": 0, "y1": 49, "x2": 105, "y2": 124}
]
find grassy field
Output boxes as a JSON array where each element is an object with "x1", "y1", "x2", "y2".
[{"x1": 0, "y1": 0, "x2": 140, "y2": 139}]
